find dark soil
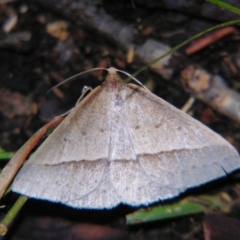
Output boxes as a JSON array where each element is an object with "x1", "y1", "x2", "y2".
[{"x1": 0, "y1": 1, "x2": 240, "y2": 240}]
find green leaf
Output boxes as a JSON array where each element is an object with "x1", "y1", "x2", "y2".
[
  {"x1": 126, "y1": 194, "x2": 228, "y2": 225},
  {"x1": 0, "y1": 148, "x2": 14, "y2": 160}
]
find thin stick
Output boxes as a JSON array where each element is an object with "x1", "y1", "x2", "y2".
[
  {"x1": 0, "y1": 196, "x2": 28, "y2": 236},
  {"x1": 186, "y1": 27, "x2": 235, "y2": 55},
  {"x1": 0, "y1": 117, "x2": 64, "y2": 199}
]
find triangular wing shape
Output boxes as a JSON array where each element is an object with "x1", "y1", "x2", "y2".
[
  {"x1": 12, "y1": 69, "x2": 240, "y2": 208},
  {"x1": 13, "y1": 85, "x2": 121, "y2": 208},
  {"x1": 109, "y1": 84, "x2": 240, "y2": 206}
]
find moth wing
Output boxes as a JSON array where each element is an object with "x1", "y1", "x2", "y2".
[
  {"x1": 109, "y1": 84, "x2": 240, "y2": 204},
  {"x1": 12, "y1": 86, "x2": 120, "y2": 208},
  {"x1": 28, "y1": 86, "x2": 112, "y2": 165}
]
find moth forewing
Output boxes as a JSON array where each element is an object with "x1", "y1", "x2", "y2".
[{"x1": 12, "y1": 67, "x2": 240, "y2": 209}]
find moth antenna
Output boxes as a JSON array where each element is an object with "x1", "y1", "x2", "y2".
[
  {"x1": 115, "y1": 69, "x2": 150, "y2": 92},
  {"x1": 47, "y1": 67, "x2": 107, "y2": 93}
]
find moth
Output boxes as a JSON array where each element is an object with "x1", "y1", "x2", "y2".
[{"x1": 12, "y1": 67, "x2": 240, "y2": 209}]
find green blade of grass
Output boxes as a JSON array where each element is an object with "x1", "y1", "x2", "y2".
[
  {"x1": 0, "y1": 196, "x2": 28, "y2": 236},
  {"x1": 126, "y1": 19, "x2": 240, "y2": 82},
  {"x1": 207, "y1": 0, "x2": 240, "y2": 16},
  {"x1": 126, "y1": 194, "x2": 226, "y2": 225}
]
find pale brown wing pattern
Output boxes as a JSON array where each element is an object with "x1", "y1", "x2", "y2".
[
  {"x1": 12, "y1": 86, "x2": 118, "y2": 208},
  {"x1": 123, "y1": 84, "x2": 238, "y2": 155},
  {"x1": 106, "y1": 84, "x2": 239, "y2": 205},
  {"x1": 108, "y1": 84, "x2": 240, "y2": 202},
  {"x1": 28, "y1": 86, "x2": 113, "y2": 165},
  {"x1": 12, "y1": 75, "x2": 240, "y2": 208},
  {"x1": 13, "y1": 160, "x2": 122, "y2": 208}
]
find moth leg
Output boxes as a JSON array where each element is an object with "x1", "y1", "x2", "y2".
[{"x1": 76, "y1": 86, "x2": 93, "y2": 106}]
